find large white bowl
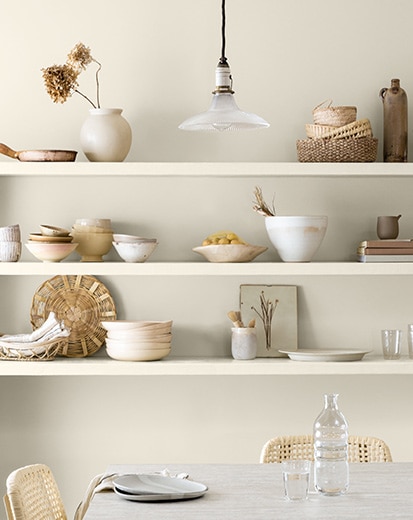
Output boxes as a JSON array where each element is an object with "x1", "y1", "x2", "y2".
[
  {"x1": 106, "y1": 330, "x2": 172, "y2": 340},
  {"x1": 192, "y1": 244, "x2": 267, "y2": 263},
  {"x1": 265, "y1": 215, "x2": 328, "y2": 262},
  {"x1": 106, "y1": 339, "x2": 171, "y2": 350},
  {"x1": 101, "y1": 320, "x2": 173, "y2": 331},
  {"x1": 25, "y1": 242, "x2": 78, "y2": 262},
  {"x1": 113, "y1": 240, "x2": 158, "y2": 263},
  {"x1": 106, "y1": 346, "x2": 171, "y2": 361}
]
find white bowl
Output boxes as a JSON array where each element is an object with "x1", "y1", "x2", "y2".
[
  {"x1": 265, "y1": 215, "x2": 328, "y2": 262},
  {"x1": 106, "y1": 346, "x2": 171, "y2": 361},
  {"x1": 101, "y1": 320, "x2": 172, "y2": 332},
  {"x1": 0, "y1": 241, "x2": 21, "y2": 262},
  {"x1": 193, "y1": 244, "x2": 267, "y2": 263},
  {"x1": 25, "y1": 242, "x2": 78, "y2": 262},
  {"x1": 113, "y1": 240, "x2": 158, "y2": 262},
  {"x1": 106, "y1": 329, "x2": 172, "y2": 340},
  {"x1": 40, "y1": 225, "x2": 70, "y2": 237},
  {"x1": 106, "y1": 333, "x2": 172, "y2": 343},
  {"x1": 113, "y1": 233, "x2": 157, "y2": 243},
  {"x1": 106, "y1": 338, "x2": 171, "y2": 349}
]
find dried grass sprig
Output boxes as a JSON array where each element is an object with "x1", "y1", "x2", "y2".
[
  {"x1": 252, "y1": 186, "x2": 276, "y2": 217},
  {"x1": 42, "y1": 42, "x2": 102, "y2": 108},
  {"x1": 252, "y1": 290, "x2": 279, "y2": 351}
]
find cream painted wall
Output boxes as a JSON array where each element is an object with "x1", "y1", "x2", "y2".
[{"x1": 1, "y1": 1, "x2": 413, "y2": 518}]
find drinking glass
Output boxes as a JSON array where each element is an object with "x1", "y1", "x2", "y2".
[
  {"x1": 407, "y1": 324, "x2": 413, "y2": 359},
  {"x1": 282, "y1": 460, "x2": 311, "y2": 501},
  {"x1": 381, "y1": 329, "x2": 402, "y2": 359}
]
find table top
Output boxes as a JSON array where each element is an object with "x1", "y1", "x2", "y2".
[{"x1": 83, "y1": 463, "x2": 413, "y2": 520}]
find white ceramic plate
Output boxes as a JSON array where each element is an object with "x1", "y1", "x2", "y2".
[
  {"x1": 278, "y1": 349, "x2": 371, "y2": 362},
  {"x1": 113, "y1": 474, "x2": 208, "y2": 502}
]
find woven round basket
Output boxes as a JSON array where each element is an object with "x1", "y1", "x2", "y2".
[
  {"x1": 306, "y1": 119, "x2": 372, "y2": 140},
  {"x1": 313, "y1": 101, "x2": 357, "y2": 127},
  {"x1": 0, "y1": 337, "x2": 68, "y2": 361},
  {"x1": 296, "y1": 137, "x2": 378, "y2": 163},
  {"x1": 30, "y1": 275, "x2": 117, "y2": 357}
]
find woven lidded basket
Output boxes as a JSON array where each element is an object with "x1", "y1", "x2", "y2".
[
  {"x1": 313, "y1": 100, "x2": 357, "y2": 127},
  {"x1": 30, "y1": 274, "x2": 117, "y2": 357},
  {"x1": 306, "y1": 119, "x2": 373, "y2": 140},
  {"x1": 296, "y1": 137, "x2": 378, "y2": 163}
]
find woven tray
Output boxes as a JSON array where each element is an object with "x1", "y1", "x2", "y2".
[
  {"x1": 30, "y1": 275, "x2": 117, "y2": 357},
  {"x1": 313, "y1": 101, "x2": 357, "y2": 127},
  {"x1": 296, "y1": 137, "x2": 378, "y2": 163},
  {"x1": 306, "y1": 119, "x2": 373, "y2": 139},
  {"x1": 0, "y1": 337, "x2": 68, "y2": 361}
]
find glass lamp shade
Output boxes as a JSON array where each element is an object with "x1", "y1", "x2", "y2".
[{"x1": 179, "y1": 92, "x2": 270, "y2": 131}]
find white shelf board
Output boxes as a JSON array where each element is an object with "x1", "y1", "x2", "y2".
[
  {"x1": 1, "y1": 262, "x2": 413, "y2": 276},
  {"x1": 0, "y1": 162, "x2": 412, "y2": 177},
  {"x1": 0, "y1": 355, "x2": 411, "y2": 376}
]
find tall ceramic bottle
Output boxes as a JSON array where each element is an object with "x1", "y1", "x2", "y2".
[
  {"x1": 313, "y1": 393, "x2": 349, "y2": 496},
  {"x1": 379, "y1": 79, "x2": 408, "y2": 162}
]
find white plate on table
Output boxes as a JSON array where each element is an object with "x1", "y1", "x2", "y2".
[
  {"x1": 278, "y1": 349, "x2": 371, "y2": 362},
  {"x1": 113, "y1": 474, "x2": 208, "y2": 502}
]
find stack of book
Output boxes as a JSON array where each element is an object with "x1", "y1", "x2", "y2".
[{"x1": 357, "y1": 239, "x2": 413, "y2": 262}]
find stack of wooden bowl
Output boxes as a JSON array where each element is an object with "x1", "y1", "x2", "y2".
[{"x1": 296, "y1": 101, "x2": 378, "y2": 162}]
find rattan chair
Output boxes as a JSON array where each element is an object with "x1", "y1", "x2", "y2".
[
  {"x1": 260, "y1": 435, "x2": 393, "y2": 464},
  {"x1": 3, "y1": 464, "x2": 67, "y2": 520}
]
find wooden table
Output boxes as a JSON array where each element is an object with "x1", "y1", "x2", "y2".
[{"x1": 83, "y1": 463, "x2": 413, "y2": 519}]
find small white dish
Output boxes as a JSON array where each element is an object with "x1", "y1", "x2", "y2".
[
  {"x1": 113, "y1": 474, "x2": 208, "y2": 502},
  {"x1": 279, "y1": 349, "x2": 371, "y2": 362},
  {"x1": 193, "y1": 244, "x2": 267, "y2": 263},
  {"x1": 101, "y1": 320, "x2": 172, "y2": 331},
  {"x1": 113, "y1": 233, "x2": 157, "y2": 243},
  {"x1": 40, "y1": 225, "x2": 71, "y2": 237}
]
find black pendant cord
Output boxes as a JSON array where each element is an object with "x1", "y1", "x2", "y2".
[{"x1": 219, "y1": 0, "x2": 228, "y2": 65}]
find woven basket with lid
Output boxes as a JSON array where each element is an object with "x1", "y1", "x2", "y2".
[{"x1": 313, "y1": 100, "x2": 357, "y2": 127}]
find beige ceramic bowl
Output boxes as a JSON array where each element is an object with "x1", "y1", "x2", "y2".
[
  {"x1": 71, "y1": 229, "x2": 113, "y2": 261},
  {"x1": 101, "y1": 320, "x2": 173, "y2": 332},
  {"x1": 25, "y1": 242, "x2": 78, "y2": 262},
  {"x1": 105, "y1": 338, "x2": 171, "y2": 349},
  {"x1": 40, "y1": 225, "x2": 71, "y2": 237},
  {"x1": 193, "y1": 244, "x2": 267, "y2": 263},
  {"x1": 113, "y1": 240, "x2": 158, "y2": 262},
  {"x1": 106, "y1": 329, "x2": 172, "y2": 340},
  {"x1": 106, "y1": 346, "x2": 171, "y2": 361}
]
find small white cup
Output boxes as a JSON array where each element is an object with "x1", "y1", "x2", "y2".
[
  {"x1": 0, "y1": 224, "x2": 20, "y2": 242},
  {"x1": 381, "y1": 329, "x2": 402, "y2": 360},
  {"x1": 282, "y1": 460, "x2": 311, "y2": 501},
  {"x1": 231, "y1": 327, "x2": 257, "y2": 360},
  {"x1": 0, "y1": 241, "x2": 21, "y2": 262}
]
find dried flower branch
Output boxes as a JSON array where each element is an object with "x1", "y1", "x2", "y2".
[
  {"x1": 252, "y1": 186, "x2": 276, "y2": 217},
  {"x1": 42, "y1": 42, "x2": 102, "y2": 108},
  {"x1": 251, "y1": 291, "x2": 279, "y2": 351}
]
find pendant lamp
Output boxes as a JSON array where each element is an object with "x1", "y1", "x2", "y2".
[{"x1": 179, "y1": 0, "x2": 270, "y2": 132}]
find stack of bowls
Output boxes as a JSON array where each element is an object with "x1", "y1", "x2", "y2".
[
  {"x1": 26, "y1": 225, "x2": 78, "y2": 262},
  {"x1": 101, "y1": 320, "x2": 172, "y2": 361},
  {"x1": 112, "y1": 233, "x2": 158, "y2": 263},
  {"x1": 71, "y1": 218, "x2": 113, "y2": 262},
  {"x1": 0, "y1": 224, "x2": 21, "y2": 262}
]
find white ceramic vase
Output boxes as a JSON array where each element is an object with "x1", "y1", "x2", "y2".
[
  {"x1": 265, "y1": 215, "x2": 328, "y2": 262},
  {"x1": 80, "y1": 108, "x2": 132, "y2": 162}
]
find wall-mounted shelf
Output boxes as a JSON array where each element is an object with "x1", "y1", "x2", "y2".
[
  {"x1": 0, "y1": 261, "x2": 412, "y2": 276},
  {"x1": 0, "y1": 161, "x2": 412, "y2": 177},
  {"x1": 0, "y1": 355, "x2": 411, "y2": 376}
]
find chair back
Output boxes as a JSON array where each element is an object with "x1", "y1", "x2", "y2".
[
  {"x1": 3, "y1": 464, "x2": 66, "y2": 520},
  {"x1": 260, "y1": 434, "x2": 393, "y2": 463}
]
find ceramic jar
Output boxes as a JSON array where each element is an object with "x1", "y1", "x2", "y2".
[
  {"x1": 231, "y1": 327, "x2": 257, "y2": 360},
  {"x1": 80, "y1": 108, "x2": 132, "y2": 162}
]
